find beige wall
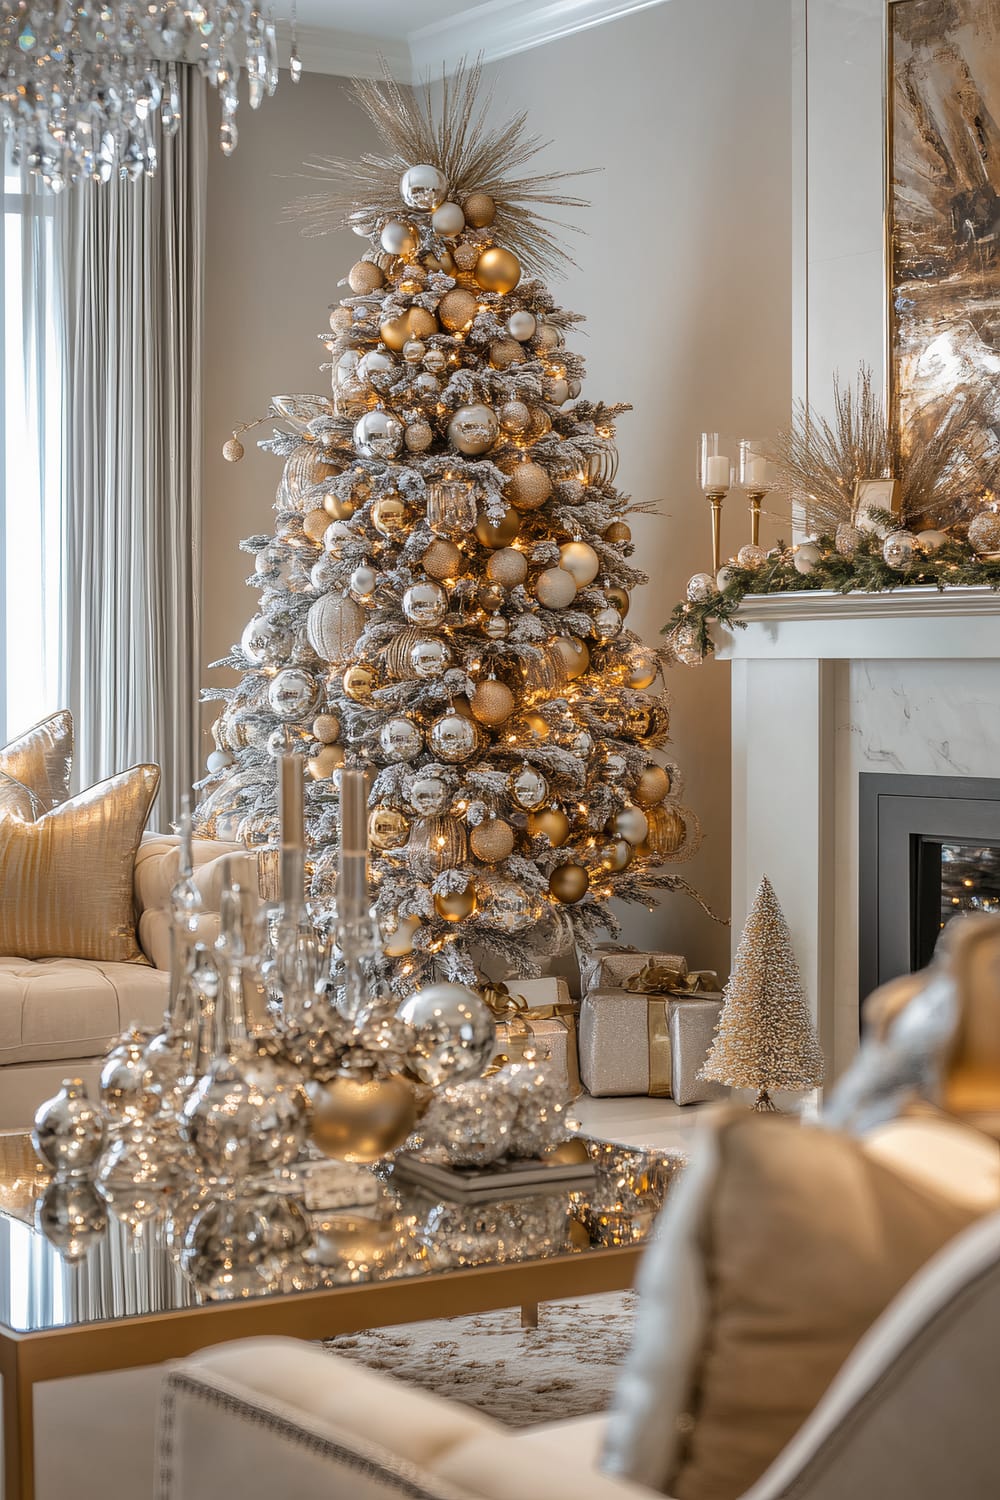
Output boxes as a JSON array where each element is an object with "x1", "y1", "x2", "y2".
[{"x1": 202, "y1": 0, "x2": 793, "y2": 978}]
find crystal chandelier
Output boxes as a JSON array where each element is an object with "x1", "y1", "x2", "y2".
[{"x1": 0, "y1": 3, "x2": 300, "y2": 189}]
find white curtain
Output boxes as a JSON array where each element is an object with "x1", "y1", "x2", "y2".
[{"x1": 57, "y1": 68, "x2": 207, "y2": 827}]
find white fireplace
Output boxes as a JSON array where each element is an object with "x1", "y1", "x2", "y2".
[{"x1": 714, "y1": 587, "x2": 1000, "y2": 1081}]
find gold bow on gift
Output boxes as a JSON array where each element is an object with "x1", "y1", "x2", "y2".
[
  {"x1": 622, "y1": 960, "x2": 718, "y2": 997},
  {"x1": 481, "y1": 980, "x2": 577, "y2": 1079}
]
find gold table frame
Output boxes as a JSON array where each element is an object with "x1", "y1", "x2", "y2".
[{"x1": 0, "y1": 1232, "x2": 642, "y2": 1500}]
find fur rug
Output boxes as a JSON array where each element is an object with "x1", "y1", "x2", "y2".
[{"x1": 326, "y1": 1291, "x2": 636, "y2": 1428}]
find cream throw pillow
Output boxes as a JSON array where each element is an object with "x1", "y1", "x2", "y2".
[
  {"x1": 0, "y1": 763, "x2": 160, "y2": 962},
  {"x1": 0, "y1": 710, "x2": 73, "y2": 813},
  {"x1": 603, "y1": 1110, "x2": 977, "y2": 1500}
]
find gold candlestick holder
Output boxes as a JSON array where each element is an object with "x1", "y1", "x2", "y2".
[
  {"x1": 706, "y1": 490, "x2": 726, "y2": 574},
  {"x1": 747, "y1": 489, "x2": 766, "y2": 548}
]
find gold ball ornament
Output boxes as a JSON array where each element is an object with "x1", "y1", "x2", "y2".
[
  {"x1": 462, "y1": 192, "x2": 497, "y2": 227},
  {"x1": 329, "y1": 305, "x2": 352, "y2": 333},
  {"x1": 527, "y1": 807, "x2": 571, "y2": 847},
  {"x1": 382, "y1": 913, "x2": 423, "y2": 958},
  {"x1": 303, "y1": 507, "x2": 330, "y2": 544},
  {"x1": 611, "y1": 805, "x2": 649, "y2": 845},
  {"x1": 380, "y1": 307, "x2": 438, "y2": 351},
  {"x1": 604, "y1": 521, "x2": 632, "y2": 545},
  {"x1": 506, "y1": 461, "x2": 552, "y2": 511},
  {"x1": 475, "y1": 508, "x2": 520, "y2": 549},
  {"x1": 625, "y1": 647, "x2": 659, "y2": 691},
  {"x1": 437, "y1": 287, "x2": 479, "y2": 332},
  {"x1": 527, "y1": 406, "x2": 552, "y2": 440},
  {"x1": 404, "y1": 420, "x2": 434, "y2": 453},
  {"x1": 499, "y1": 400, "x2": 531, "y2": 434},
  {"x1": 517, "y1": 711, "x2": 551, "y2": 743},
  {"x1": 434, "y1": 881, "x2": 478, "y2": 923},
  {"x1": 635, "y1": 765, "x2": 671, "y2": 807},
  {"x1": 368, "y1": 806, "x2": 410, "y2": 851},
  {"x1": 312, "y1": 714, "x2": 341, "y2": 744},
  {"x1": 490, "y1": 338, "x2": 526, "y2": 369},
  {"x1": 348, "y1": 260, "x2": 385, "y2": 294},
  {"x1": 639, "y1": 804, "x2": 688, "y2": 860},
  {"x1": 380, "y1": 221, "x2": 418, "y2": 257},
  {"x1": 222, "y1": 435, "x2": 244, "y2": 463},
  {"x1": 471, "y1": 679, "x2": 516, "y2": 727},
  {"x1": 308, "y1": 1074, "x2": 417, "y2": 1164},
  {"x1": 558, "y1": 541, "x2": 600, "y2": 586},
  {"x1": 470, "y1": 819, "x2": 516, "y2": 863},
  {"x1": 323, "y1": 491, "x2": 357, "y2": 520},
  {"x1": 342, "y1": 664, "x2": 377, "y2": 702},
  {"x1": 534, "y1": 566, "x2": 577, "y2": 609},
  {"x1": 371, "y1": 495, "x2": 411, "y2": 538},
  {"x1": 549, "y1": 864, "x2": 590, "y2": 904},
  {"x1": 486, "y1": 547, "x2": 528, "y2": 587},
  {"x1": 604, "y1": 586, "x2": 629, "y2": 617},
  {"x1": 474, "y1": 246, "x2": 521, "y2": 294},
  {"x1": 600, "y1": 838, "x2": 633, "y2": 873},
  {"x1": 553, "y1": 634, "x2": 590, "y2": 681},
  {"x1": 308, "y1": 744, "x2": 345, "y2": 779},
  {"x1": 422, "y1": 538, "x2": 463, "y2": 579},
  {"x1": 968, "y1": 511, "x2": 1000, "y2": 555}
]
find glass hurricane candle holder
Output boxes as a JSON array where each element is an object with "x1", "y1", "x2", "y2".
[
  {"x1": 738, "y1": 439, "x2": 775, "y2": 548},
  {"x1": 698, "y1": 433, "x2": 734, "y2": 573}
]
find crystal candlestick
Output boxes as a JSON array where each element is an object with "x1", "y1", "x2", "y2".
[
  {"x1": 270, "y1": 755, "x2": 321, "y2": 1025},
  {"x1": 336, "y1": 769, "x2": 377, "y2": 1023}
]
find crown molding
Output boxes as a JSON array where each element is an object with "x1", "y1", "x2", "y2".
[
  {"x1": 408, "y1": 0, "x2": 670, "y2": 75},
  {"x1": 284, "y1": 25, "x2": 414, "y2": 82}
]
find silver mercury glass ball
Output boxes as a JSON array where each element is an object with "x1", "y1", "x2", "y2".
[
  {"x1": 835, "y1": 522, "x2": 862, "y2": 558},
  {"x1": 268, "y1": 667, "x2": 319, "y2": 720},
  {"x1": 672, "y1": 623, "x2": 705, "y2": 667},
  {"x1": 400, "y1": 164, "x2": 450, "y2": 211},
  {"x1": 357, "y1": 348, "x2": 397, "y2": 381},
  {"x1": 883, "y1": 530, "x2": 917, "y2": 571},
  {"x1": 737, "y1": 544, "x2": 768, "y2": 570},
  {"x1": 36, "y1": 1178, "x2": 108, "y2": 1262},
  {"x1": 181, "y1": 1194, "x2": 277, "y2": 1301},
  {"x1": 448, "y1": 403, "x2": 499, "y2": 456},
  {"x1": 592, "y1": 606, "x2": 623, "y2": 643},
  {"x1": 510, "y1": 764, "x2": 548, "y2": 810},
  {"x1": 33, "y1": 1078, "x2": 106, "y2": 1173},
  {"x1": 487, "y1": 877, "x2": 536, "y2": 934},
  {"x1": 379, "y1": 716, "x2": 424, "y2": 763},
  {"x1": 408, "y1": 772, "x2": 449, "y2": 814},
  {"x1": 100, "y1": 1032, "x2": 157, "y2": 1121},
  {"x1": 483, "y1": 615, "x2": 509, "y2": 639},
  {"x1": 423, "y1": 347, "x2": 448, "y2": 374},
  {"x1": 402, "y1": 580, "x2": 448, "y2": 626},
  {"x1": 180, "y1": 1060, "x2": 267, "y2": 1184},
  {"x1": 413, "y1": 371, "x2": 441, "y2": 400},
  {"x1": 429, "y1": 711, "x2": 478, "y2": 762},
  {"x1": 241, "y1": 614, "x2": 291, "y2": 666},
  {"x1": 410, "y1": 636, "x2": 451, "y2": 678},
  {"x1": 353, "y1": 408, "x2": 405, "y2": 460},
  {"x1": 402, "y1": 339, "x2": 426, "y2": 364},
  {"x1": 397, "y1": 982, "x2": 497, "y2": 1087}
]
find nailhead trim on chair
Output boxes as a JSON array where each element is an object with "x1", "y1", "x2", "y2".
[{"x1": 158, "y1": 1371, "x2": 471, "y2": 1500}]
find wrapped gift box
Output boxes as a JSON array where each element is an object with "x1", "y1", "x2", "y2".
[
  {"x1": 579, "y1": 946, "x2": 690, "y2": 996},
  {"x1": 579, "y1": 988, "x2": 729, "y2": 1104},
  {"x1": 488, "y1": 977, "x2": 581, "y2": 1098}
]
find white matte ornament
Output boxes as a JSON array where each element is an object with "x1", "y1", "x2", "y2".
[
  {"x1": 268, "y1": 668, "x2": 318, "y2": 720},
  {"x1": 380, "y1": 220, "x2": 417, "y2": 256},
  {"x1": 402, "y1": 581, "x2": 448, "y2": 626},
  {"x1": 207, "y1": 748, "x2": 233, "y2": 773},
  {"x1": 349, "y1": 565, "x2": 378, "y2": 601},
  {"x1": 397, "y1": 983, "x2": 496, "y2": 1087},
  {"x1": 379, "y1": 717, "x2": 423, "y2": 763},
  {"x1": 334, "y1": 349, "x2": 360, "y2": 386},
  {"x1": 793, "y1": 542, "x2": 823, "y2": 575},
  {"x1": 430, "y1": 711, "x2": 477, "y2": 762},
  {"x1": 448, "y1": 404, "x2": 499, "y2": 456},
  {"x1": 917, "y1": 529, "x2": 949, "y2": 552},
  {"x1": 507, "y1": 310, "x2": 537, "y2": 341},
  {"x1": 431, "y1": 201, "x2": 465, "y2": 236},
  {"x1": 400, "y1": 165, "x2": 449, "y2": 211},
  {"x1": 353, "y1": 409, "x2": 404, "y2": 460},
  {"x1": 383, "y1": 913, "x2": 422, "y2": 957}
]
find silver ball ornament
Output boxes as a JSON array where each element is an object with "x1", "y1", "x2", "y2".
[
  {"x1": 423, "y1": 347, "x2": 448, "y2": 373},
  {"x1": 409, "y1": 637, "x2": 451, "y2": 678},
  {"x1": 507, "y1": 310, "x2": 537, "y2": 341},
  {"x1": 402, "y1": 339, "x2": 426, "y2": 364},
  {"x1": 430, "y1": 711, "x2": 478, "y2": 762},
  {"x1": 379, "y1": 716, "x2": 423, "y2": 763},
  {"x1": 686, "y1": 572, "x2": 716, "y2": 603},
  {"x1": 592, "y1": 605, "x2": 623, "y2": 642},
  {"x1": 402, "y1": 581, "x2": 448, "y2": 626},
  {"x1": 793, "y1": 542, "x2": 823, "y2": 575},
  {"x1": 883, "y1": 530, "x2": 917, "y2": 571},
  {"x1": 397, "y1": 983, "x2": 496, "y2": 1087},
  {"x1": 408, "y1": 773, "x2": 449, "y2": 815},
  {"x1": 349, "y1": 564, "x2": 378, "y2": 601},
  {"x1": 33, "y1": 1078, "x2": 106, "y2": 1173},
  {"x1": 353, "y1": 409, "x2": 404, "y2": 460},
  {"x1": 268, "y1": 668, "x2": 319, "y2": 720},
  {"x1": 448, "y1": 404, "x2": 499, "y2": 456},
  {"x1": 399, "y1": 165, "x2": 449, "y2": 211},
  {"x1": 357, "y1": 348, "x2": 397, "y2": 382},
  {"x1": 380, "y1": 220, "x2": 418, "y2": 256},
  {"x1": 509, "y1": 764, "x2": 548, "y2": 810},
  {"x1": 737, "y1": 544, "x2": 768, "y2": 570}
]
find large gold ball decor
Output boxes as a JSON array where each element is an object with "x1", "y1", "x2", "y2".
[
  {"x1": 434, "y1": 881, "x2": 478, "y2": 923},
  {"x1": 486, "y1": 547, "x2": 528, "y2": 587},
  {"x1": 549, "y1": 864, "x2": 590, "y2": 904},
  {"x1": 448, "y1": 404, "x2": 499, "y2": 456},
  {"x1": 527, "y1": 807, "x2": 571, "y2": 847},
  {"x1": 968, "y1": 511, "x2": 1000, "y2": 555},
  {"x1": 474, "y1": 507, "x2": 520, "y2": 549},
  {"x1": 410, "y1": 816, "x2": 468, "y2": 874},
  {"x1": 470, "y1": 818, "x2": 516, "y2": 863},
  {"x1": 348, "y1": 260, "x2": 385, "y2": 294},
  {"x1": 605, "y1": 585, "x2": 630, "y2": 616},
  {"x1": 313, "y1": 714, "x2": 341, "y2": 744},
  {"x1": 222, "y1": 436, "x2": 244, "y2": 463},
  {"x1": 499, "y1": 399, "x2": 531, "y2": 434},
  {"x1": 534, "y1": 566, "x2": 577, "y2": 609},
  {"x1": 635, "y1": 765, "x2": 671, "y2": 807},
  {"x1": 506, "y1": 461, "x2": 552, "y2": 511},
  {"x1": 342, "y1": 664, "x2": 376, "y2": 702},
  {"x1": 471, "y1": 679, "x2": 516, "y2": 727},
  {"x1": 475, "y1": 246, "x2": 521, "y2": 294},
  {"x1": 371, "y1": 495, "x2": 411, "y2": 538},
  {"x1": 368, "y1": 807, "x2": 410, "y2": 851},
  {"x1": 558, "y1": 541, "x2": 600, "y2": 586},
  {"x1": 642, "y1": 804, "x2": 688, "y2": 860},
  {"x1": 604, "y1": 521, "x2": 632, "y2": 545},
  {"x1": 490, "y1": 338, "x2": 526, "y2": 369},
  {"x1": 308, "y1": 1075, "x2": 417, "y2": 1164},
  {"x1": 438, "y1": 287, "x2": 479, "y2": 331},
  {"x1": 625, "y1": 647, "x2": 659, "y2": 691},
  {"x1": 422, "y1": 538, "x2": 462, "y2": 579},
  {"x1": 463, "y1": 192, "x2": 496, "y2": 227},
  {"x1": 518, "y1": 711, "x2": 551, "y2": 743},
  {"x1": 553, "y1": 634, "x2": 590, "y2": 681},
  {"x1": 303, "y1": 507, "x2": 330, "y2": 544},
  {"x1": 323, "y1": 492, "x2": 357, "y2": 520},
  {"x1": 600, "y1": 838, "x2": 633, "y2": 873},
  {"x1": 611, "y1": 805, "x2": 649, "y2": 846},
  {"x1": 308, "y1": 744, "x2": 345, "y2": 780}
]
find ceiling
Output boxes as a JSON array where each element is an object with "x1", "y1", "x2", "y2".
[{"x1": 283, "y1": 1, "x2": 668, "y2": 81}]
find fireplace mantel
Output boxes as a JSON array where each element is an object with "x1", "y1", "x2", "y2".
[{"x1": 710, "y1": 587, "x2": 1000, "y2": 1085}]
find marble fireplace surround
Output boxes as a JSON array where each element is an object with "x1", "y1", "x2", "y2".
[{"x1": 713, "y1": 587, "x2": 1000, "y2": 1083}]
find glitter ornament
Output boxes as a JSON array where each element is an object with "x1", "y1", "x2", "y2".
[
  {"x1": 306, "y1": 594, "x2": 366, "y2": 663},
  {"x1": 527, "y1": 807, "x2": 570, "y2": 847},
  {"x1": 635, "y1": 764, "x2": 671, "y2": 806},
  {"x1": 342, "y1": 664, "x2": 376, "y2": 702},
  {"x1": 535, "y1": 321, "x2": 564, "y2": 352},
  {"x1": 474, "y1": 508, "x2": 520, "y2": 548},
  {"x1": 379, "y1": 716, "x2": 423, "y2": 763},
  {"x1": 471, "y1": 679, "x2": 516, "y2": 726},
  {"x1": 462, "y1": 192, "x2": 496, "y2": 228},
  {"x1": 499, "y1": 400, "x2": 531, "y2": 434},
  {"x1": 348, "y1": 260, "x2": 385, "y2": 294},
  {"x1": 302, "y1": 507, "x2": 329, "y2": 544},
  {"x1": 437, "y1": 287, "x2": 479, "y2": 331},
  {"x1": 422, "y1": 538, "x2": 462, "y2": 578},
  {"x1": 398, "y1": 983, "x2": 495, "y2": 1086},
  {"x1": 430, "y1": 711, "x2": 478, "y2": 762},
  {"x1": 222, "y1": 436, "x2": 244, "y2": 463},
  {"x1": 558, "y1": 541, "x2": 600, "y2": 586},
  {"x1": 309, "y1": 1075, "x2": 417, "y2": 1163},
  {"x1": 968, "y1": 511, "x2": 1000, "y2": 555},
  {"x1": 353, "y1": 409, "x2": 404, "y2": 460},
  {"x1": 534, "y1": 567, "x2": 577, "y2": 609},
  {"x1": 486, "y1": 547, "x2": 528, "y2": 587},
  {"x1": 489, "y1": 338, "x2": 526, "y2": 369},
  {"x1": 470, "y1": 818, "x2": 516, "y2": 863},
  {"x1": 313, "y1": 714, "x2": 341, "y2": 744},
  {"x1": 403, "y1": 580, "x2": 448, "y2": 625},
  {"x1": 408, "y1": 773, "x2": 449, "y2": 815},
  {"x1": 268, "y1": 668, "x2": 318, "y2": 720},
  {"x1": 549, "y1": 863, "x2": 590, "y2": 903},
  {"x1": 508, "y1": 310, "x2": 537, "y2": 341},
  {"x1": 409, "y1": 637, "x2": 451, "y2": 678},
  {"x1": 699, "y1": 874, "x2": 824, "y2": 1110},
  {"x1": 400, "y1": 163, "x2": 449, "y2": 210},
  {"x1": 404, "y1": 420, "x2": 434, "y2": 453},
  {"x1": 737, "y1": 544, "x2": 768, "y2": 570},
  {"x1": 835, "y1": 522, "x2": 862, "y2": 558},
  {"x1": 448, "y1": 404, "x2": 499, "y2": 456},
  {"x1": 431, "y1": 201, "x2": 465, "y2": 236},
  {"x1": 883, "y1": 530, "x2": 917, "y2": 571},
  {"x1": 434, "y1": 881, "x2": 478, "y2": 923},
  {"x1": 506, "y1": 461, "x2": 552, "y2": 511},
  {"x1": 510, "y1": 764, "x2": 548, "y2": 811},
  {"x1": 475, "y1": 246, "x2": 521, "y2": 293}
]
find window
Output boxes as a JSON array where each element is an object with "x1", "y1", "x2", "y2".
[{"x1": 0, "y1": 159, "x2": 62, "y2": 745}]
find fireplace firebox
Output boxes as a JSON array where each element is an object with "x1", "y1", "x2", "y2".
[{"x1": 859, "y1": 774, "x2": 1000, "y2": 1007}]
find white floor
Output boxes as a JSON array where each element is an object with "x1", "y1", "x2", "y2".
[{"x1": 574, "y1": 1094, "x2": 706, "y2": 1155}]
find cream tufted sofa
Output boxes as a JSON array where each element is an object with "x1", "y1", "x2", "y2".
[{"x1": 0, "y1": 834, "x2": 248, "y2": 1129}]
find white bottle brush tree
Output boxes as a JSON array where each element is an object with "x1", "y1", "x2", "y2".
[
  {"x1": 700, "y1": 874, "x2": 824, "y2": 1111},
  {"x1": 197, "y1": 60, "x2": 705, "y2": 992}
]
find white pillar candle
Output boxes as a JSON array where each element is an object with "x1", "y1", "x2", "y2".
[
  {"x1": 744, "y1": 455, "x2": 769, "y2": 489},
  {"x1": 704, "y1": 454, "x2": 731, "y2": 491}
]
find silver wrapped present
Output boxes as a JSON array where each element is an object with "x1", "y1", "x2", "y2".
[
  {"x1": 579, "y1": 988, "x2": 729, "y2": 1104},
  {"x1": 579, "y1": 946, "x2": 690, "y2": 996}
]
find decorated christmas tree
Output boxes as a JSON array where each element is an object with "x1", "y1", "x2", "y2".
[
  {"x1": 197, "y1": 62, "x2": 701, "y2": 990},
  {"x1": 699, "y1": 874, "x2": 824, "y2": 1110}
]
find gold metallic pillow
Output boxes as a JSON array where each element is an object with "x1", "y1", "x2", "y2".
[
  {"x1": 0, "y1": 763, "x2": 160, "y2": 962},
  {"x1": 0, "y1": 710, "x2": 73, "y2": 813}
]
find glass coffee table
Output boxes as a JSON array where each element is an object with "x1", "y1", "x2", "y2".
[{"x1": 0, "y1": 1132, "x2": 679, "y2": 1500}]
